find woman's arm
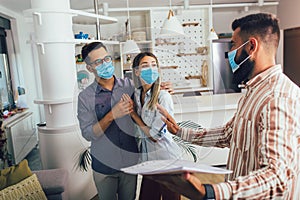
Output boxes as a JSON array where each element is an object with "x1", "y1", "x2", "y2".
[
  {"x1": 157, "y1": 103, "x2": 234, "y2": 148},
  {"x1": 122, "y1": 94, "x2": 157, "y2": 142}
]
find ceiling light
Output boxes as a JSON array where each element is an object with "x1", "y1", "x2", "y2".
[
  {"x1": 123, "y1": 0, "x2": 140, "y2": 54},
  {"x1": 207, "y1": 0, "x2": 218, "y2": 41},
  {"x1": 208, "y1": 28, "x2": 219, "y2": 40},
  {"x1": 123, "y1": 40, "x2": 140, "y2": 54},
  {"x1": 159, "y1": 0, "x2": 184, "y2": 36}
]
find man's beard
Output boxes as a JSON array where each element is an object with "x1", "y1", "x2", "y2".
[{"x1": 232, "y1": 49, "x2": 255, "y2": 84}]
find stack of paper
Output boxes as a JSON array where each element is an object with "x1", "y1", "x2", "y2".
[{"x1": 121, "y1": 160, "x2": 232, "y2": 175}]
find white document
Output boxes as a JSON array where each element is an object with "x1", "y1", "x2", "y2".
[{"x1": 121, "y1": 159, "x2": 232, "y2": 175}]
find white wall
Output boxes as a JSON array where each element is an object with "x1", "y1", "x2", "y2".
[
  {"x1": 213, "y1": 5, "x2": 278, "y2": 34},
  {"x1": 0, "y1": 5, "x2": 42, "y2": 125},
  {"x1": 278, "y1": 0, "x2": 300, "y2": 29}
]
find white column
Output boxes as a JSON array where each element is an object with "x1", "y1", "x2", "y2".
[{"x1": 30, "y1": 0, "x2": 97, "y2": 199}]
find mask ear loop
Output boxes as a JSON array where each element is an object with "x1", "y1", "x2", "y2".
[
  {"x1": 235, "y1": 40, "x2": 251, "y2": 68},
  {"x1": 236, "y1": 40, "x2": 250, "y2": 51},
  {"x1": 237, "y1": 54, "x2": 251, "y2": 68}
]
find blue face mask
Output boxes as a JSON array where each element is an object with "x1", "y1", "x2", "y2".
[
  {"x1": 227, "y1": 40, "x2": 251, "y2": 73},
  {"x1": 140, "y1": 68, "x2": 159, "y2": 84},
  {"x1": 95, "y1": 61, "x2": 115, "y2": 79}
]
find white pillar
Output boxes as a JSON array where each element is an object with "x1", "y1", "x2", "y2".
[{"x1": 30, "y1": 0, "x2": 97, "y2": 199}]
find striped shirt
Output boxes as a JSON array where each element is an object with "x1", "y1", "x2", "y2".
[{"x1": 178, "y1": 65, "x2": 300, "y2": 199}]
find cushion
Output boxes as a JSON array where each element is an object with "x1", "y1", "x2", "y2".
[
  {"x1": 0, "y1": 174, "x2": 47, "y2": 200},
  {"x1": 0, "y1": 159, "x2": 33, "y2": 190},
  {"x1": 34, "y1": 168, "x2": 68, "y2": 195}
]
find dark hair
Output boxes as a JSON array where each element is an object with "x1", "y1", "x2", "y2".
[
  {"x1": 232, "y1": 13, "x2": 280, "y2": 49},
  {"x1": 81, "y1": 42, "x2": 107, "y2": 64},
  {"x1": 132, "y1": 52, "x2": 160, "y2": 87},
  {"x1": 131, "y1": 52, "x2": 161, "y2": 110}
]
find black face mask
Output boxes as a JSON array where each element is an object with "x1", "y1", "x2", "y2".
[{"x1": 232, "y1": 49, "x2": 255, "y2": 84}]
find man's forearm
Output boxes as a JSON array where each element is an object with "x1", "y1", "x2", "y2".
[{"x1": 92, "y1": 110, "x2": 114, "y2": 137}]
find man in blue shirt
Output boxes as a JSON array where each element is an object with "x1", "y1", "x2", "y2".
[
  {"x1": 77, "y1": 42, "x2": 139, "y2": 200},
  {"x1": 77, "y1": 42, "x2": 173, "y2": 200}
]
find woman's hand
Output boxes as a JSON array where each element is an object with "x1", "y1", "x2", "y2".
[
  {"x1": 121, "y1": 94, "x2": 135, "y2": 116},
  {"x1": 156, "y1": 103, "x2": 180, "y2": 135},
  {"x1": 123, "y1": 94, "x2": 157, "y2": 142},
  {"x1": 111, "y1": 97, "x2": 133, "y2": 119}
]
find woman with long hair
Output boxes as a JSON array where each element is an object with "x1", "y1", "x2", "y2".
[{"x1": 125, "y1": 52, "x2": 182, "y2": 200}]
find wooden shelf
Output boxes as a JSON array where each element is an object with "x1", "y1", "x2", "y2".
[
  {"x1": 182, "y1": 22, "x2": 199, "y2": 27},
  {"x1": 177, "y1": 53, "x2": 206, "y2": 57},
  {"x1": 155, "y1": 42, "x2": 177, "y2": 46},
  {"x1": 185, "y1": 75, "x2": 201, "y2": 80},
  {"x1": 160, "y1": 66, "x2": 178, "y2": 69}
]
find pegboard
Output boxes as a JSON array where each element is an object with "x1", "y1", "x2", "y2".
[{"x1": 151, "y1": 9, "x2": 210, "y2": 91}]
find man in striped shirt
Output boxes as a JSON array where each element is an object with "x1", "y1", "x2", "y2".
[{"x1": 155, "y1": 13, "x2": 300, "y2": 199}]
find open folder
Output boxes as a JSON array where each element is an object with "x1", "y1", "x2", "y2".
[{"x1": 121, "y1": 159, "x2": 232, "y2": 175}]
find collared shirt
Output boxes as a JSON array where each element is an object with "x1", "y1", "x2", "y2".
[
  {"x1": 178, "y1": 65, "x2": 300, "y2": 199},
  {"x1": 77, "y1": 76, "x2": 139, "y2": 174},
  {"x1": 134, "y1": 88, "x2": 182, "y2": 161}
]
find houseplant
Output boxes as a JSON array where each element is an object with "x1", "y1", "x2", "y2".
[{"x1": 76, "y1": 120, "x2": 201, "y2": 171}]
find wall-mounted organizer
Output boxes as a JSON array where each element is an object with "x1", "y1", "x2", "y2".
[{"x1": 151, "y1": 9, "x2": 212, "y2": 93}]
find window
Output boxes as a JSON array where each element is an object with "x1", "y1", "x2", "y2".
[{"x1": 0, "y1": 16, "x2": 15, "y2": 111}]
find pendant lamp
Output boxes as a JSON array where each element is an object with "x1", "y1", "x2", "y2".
[
  {"x1": 207, "y1": 0, "x2": 218, "y2": 40},
  {"x1": 160, "y1": 0, "x2": 184, "y2": 36},
  {"x1": 123, "y1": 0, "x2": 140, "y2": 54}
]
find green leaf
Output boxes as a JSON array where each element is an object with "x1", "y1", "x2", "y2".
[
  {"x1": 173, "y1": 135, "x2": 198, "y2": 162},
  {"x1": 75, "y1": 146, "x2": 91, "y2": 172}
]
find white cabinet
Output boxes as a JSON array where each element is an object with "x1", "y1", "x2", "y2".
[{"x1": 4, "y1": 112, "x2": 37, "y2": 165}]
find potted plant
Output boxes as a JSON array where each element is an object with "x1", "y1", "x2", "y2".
[{"x1": 76, "y1": 120, "x2": 201, "y2": 171}]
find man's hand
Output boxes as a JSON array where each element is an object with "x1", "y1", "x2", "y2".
[
  {"x1": 161, "y1": 81, "x2": 174, "y2": 94},
  {"x1": 146, "y1": 172, "x2": 205, "y2": 199},
  {"x1": 157, "y1": 103, "x2": 180, "y2": 135},
  {"x1": 111, "y1": 95, "x2": 133, "y2": 119},
  {"x1": 123, "y1": 94, "x2": 157, "y2": 142}
]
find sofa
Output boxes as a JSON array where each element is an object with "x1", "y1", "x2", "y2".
[{"x1": 34, "y1": 168, "x2": 68, "y2": 200}]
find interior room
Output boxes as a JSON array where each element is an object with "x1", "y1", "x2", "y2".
[{"x1": 0, "y1": 0, "x2": 299, "y2": 199}]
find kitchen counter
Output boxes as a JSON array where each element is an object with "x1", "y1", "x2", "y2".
[
  {"x1": 172, "y1": 92, "x2": 243, "y2": 165},
  {"x1": 173, "y1": 92, "x2": 242, "y2": 114},
  {"x1": 173, "y1": 92, "x2": 242, "y2": 128}
]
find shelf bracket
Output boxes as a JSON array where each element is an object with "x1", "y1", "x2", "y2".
[
  {"x1": 36, "y1": 43, "x2": 45, "y2": 54},
  {"x1": 33, "y1": 12, "x2": 42, "y2": 25}
]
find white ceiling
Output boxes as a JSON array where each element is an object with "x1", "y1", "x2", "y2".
[{"x1": 0, "y1": 0, "x2": 280, "y2": 14}]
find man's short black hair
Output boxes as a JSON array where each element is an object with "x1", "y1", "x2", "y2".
[
  {"x1": 232, "y1": 13, "x2": 280, "y2": 48},
  {"x1": 81, "y1": 42, "x2": 107, "y2": 64}
]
